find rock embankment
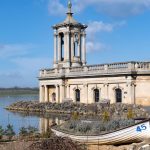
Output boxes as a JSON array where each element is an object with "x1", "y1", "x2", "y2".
[
  {"x1": 6, "y1": 101, "x2": 149, "y2": 119},
  {"x1": 1, "y1": 137, "x2": 150, "y2": 150},
  {"x1": 0, "y1": 137, "x2": 83, "y2": 150}
]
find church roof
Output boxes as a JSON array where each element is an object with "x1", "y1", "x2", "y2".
[{"x1": 52, "y1": 1, "x2": 87, "y2": 29}]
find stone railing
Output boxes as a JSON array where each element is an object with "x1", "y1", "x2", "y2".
[{"x1": 39, "y1": 61, "x2": 150, "y2": 78}]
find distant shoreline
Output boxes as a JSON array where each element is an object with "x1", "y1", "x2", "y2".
[{"x1": 0, "y1": 88, "x2": 39, "y2": 96}]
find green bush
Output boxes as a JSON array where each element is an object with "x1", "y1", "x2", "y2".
[
  {"x1": 72, "y1": 111, "x2": 79, "y2": 120},
  {"x1": 127, "y1": 108, "x2": 134, "y2": 119},
  {"x1": 27, "y1": 126, "x2": 38, "y2": 135},
  {"x1": 0, "y1": 126, "x2": 4, "y2": 139},
  {"x1": 19, "y1": 127, "x2": 28, "y2": 136},
  {"x1": 4, "y1": 124, "x2": 15, "y2": 140},
  {"x1": 102, "y1": 111, "x2": 110, "y2": 122}
]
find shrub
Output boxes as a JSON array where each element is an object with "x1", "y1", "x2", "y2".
[
  {"x1": 102, "y1": 111, "x2": 110, "y2": 122},
  {"x1": 127, "y1": 108, "x2": 134, "y2": 119},
  {"x1": 72, "y1": 111, "x2": 79, "y2": 120},
  {"x1": 19, "y1": 127, "x2": 28, "y2": 136},
  {"x1": 4, "y1": 124, "x2": 15, "y2": 140},
  {"x1": 76, "y1": 122, "x2": 91, "y2": 133},
  {"x1": 41, "y1": 130, "x2": 52, "y2": 138},
  {"x1": 0, "y1": 126, "x2": 4, "y2": 139},
  {"x1": 27, "y1": 126, "x2": 38, "y2": 135}
]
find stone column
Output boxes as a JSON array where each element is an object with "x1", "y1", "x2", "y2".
[
  {"x1": 84, "y1": 84, "x2": 88, "y2": 104},
  {"x1": 53, "y1": 32, "x2": 57, "y2": 68},
  {"x1": 59, "y1": 84, "x2": 65, "y2": 103},
  {"x1": 71, "y1": 33, "x2": 74, "y2": 60},
  {"x1": 58, "y1": 35, "x2": 61, "y2": 62},
  {"x1": 127, "y1": 82, "x2": 136, "y2": 104},
  {"x1": 39, "y1": 86, "x2": 43, "y2": 103},
  {"x1": 77, "y1": 34, "x2": 80, "y2": 58},
  {"x1": 55, "y1": 85, "x2": 59, "y2": 103},
  {"x1": 64, "y1": 33, "x2": 67, "y2": 61},
  {"x1": 106, "y1": 84, "x2": 109, "y2": 99},
  {"x1": 45, "y1": 85, "x2": 48, "y2": 102},
  {"x1": 66, "y1": 31, "x2": 70, "y2": 67},
  {"x1": 82, "y1": 32, "x2": 86, "y2": 66},
  {"x1": 66, "y1": 85, "x2": 70, "y2": 98},
  {"x1": 103, "y1": 84, "x2": 109, "y2": 99}
]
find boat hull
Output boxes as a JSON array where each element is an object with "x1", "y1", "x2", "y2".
[{"x1": 51, "y1": 120, "x2": 150, "y2": 145}]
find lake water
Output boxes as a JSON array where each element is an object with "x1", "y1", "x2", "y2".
[{"x1": 0, "y1": 94, "x2": 66, "y2": 134}]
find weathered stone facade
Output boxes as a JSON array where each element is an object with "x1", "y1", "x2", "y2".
[{"x1": 39, "y1": 1, "x2": 150, "y2": 106}]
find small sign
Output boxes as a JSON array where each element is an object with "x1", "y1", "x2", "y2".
[{"x1": 136, "y1": 124, "x2": 147, "y2": 132}]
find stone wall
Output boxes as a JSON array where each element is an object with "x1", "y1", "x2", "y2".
[{"x1": 39, "y1": 63, "x2": 150, "y2": 106}]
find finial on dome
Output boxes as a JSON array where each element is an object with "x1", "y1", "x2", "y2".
[{"x1": 68, "y1": 0, "x2": 72, "y2": 13}]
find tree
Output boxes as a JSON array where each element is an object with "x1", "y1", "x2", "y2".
[
  {"x1": 4, "y1": 124, "x2": 15, "y2": 140},
  {"x1": 19, "y1": 127, "x2": 28, "y2": 136},
  {"x1": 27, "y1": 126, "x2": 38, "y2": 135},
  {"x1": 0, "y1": 126, "x2": 4, "y2": 140}
]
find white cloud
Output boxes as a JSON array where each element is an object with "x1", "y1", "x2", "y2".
[
  {"x1": 0, "y1": 44, "x2": 35, "y2": 58},
  {"x1": 87, "y1": 20, "x2": 126, "y2": 39},
  {"x1": 0, "y1": 57, "x2": 52, "y2": 87},
  {"x1": 86, "y1": 41, "x2": 107, "y2": 53},
  {"x1": 48, "y1": 0, "x2": 150, "y2": 17},
  {"x1": 48, "y1": 0, "x2": 66, "y2": 16},
  {"x1": 86, "y1": 20, "x2": 125, "y2": 52},
  {"x1": 11, "y1": 57, "x2": 51, "y2": 72},
  {"x1": 0, "y1": 42, "x2": 51, "y2": 87}
]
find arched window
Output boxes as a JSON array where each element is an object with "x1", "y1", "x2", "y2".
[
  {"x1": 115, "y1": 88, "x2": 122, "y2": 103},
  {"x1": 52, "y1": 93, "x2": 56, "y2": 102},
  {"x1": 94, "y1": 89, "x2": 99, "y2": 102},
  {"x1": 60, "y1": 33, "x2": 64, "y2": 61},
  {"x1": 75, "y1": 89, "x2": 80, "y2": 102}
]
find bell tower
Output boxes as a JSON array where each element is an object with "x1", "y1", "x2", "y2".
[{"x1": 53, "y1": 0, "x2": 88, "y2": 68}]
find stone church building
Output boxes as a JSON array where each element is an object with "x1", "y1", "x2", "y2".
[{"x1": 39, "y1": 1, "x2": 150, "y2": 106}]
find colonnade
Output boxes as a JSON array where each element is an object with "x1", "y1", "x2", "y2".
[
  {"x1": 39, "y1": 82, "x2": 136, "y2": 104},
  {"x1": 53, "y1": 30, "x2": 87, "y2": 68},
  {"x1": 39, "y1": 84, "x2": 70, "y2": 103}
]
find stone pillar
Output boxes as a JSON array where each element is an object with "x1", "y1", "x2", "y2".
[
  {"x1": 84, "y1": 84, "x2": 88, "y2": 104},
  {"x1": 82, "y1": 32, "x2": 86, "y2": 66},
  {"x1": 53, "y1": 32, "x2": 57, "y2": 68},
  {"x1": 58, "y1": 35, "x2": 61, "y2": 62},
  {"x1": 66, "y1": 85, "x2": 70, "y2": 98},
  {"x1": 106, "y1": 84, "x2": 109, "y2": 99},
  {"x1": 59, "y1": 84, "x2": 65, "y2": 103},
  {"x1": 39, "y1": 86, "x2": 43, "y2": 103},
  {"x1": 66, "y1": 31, "x2": 70, "y2": 67},
  {"x1": 103, "y1": 84, "x2": 109, "y2": 99},
  {"x1": 77, "y1": 34, "x2": 80, "y2": 57},
  {"x1": 45, "y1": 85, "x2": 48, "y2": 102},
  {"x1": 55, "y1": 85, "x2": 59, "y2": 103},
  {"x1": 64, "y1": 33, "x2": 67, "y2": 61},
  {"x1": 71, "y1": 33, "x2": 74, "y2": 60},
  {"x1": 127, "y1": 82, "x2": 136, "y2": 104}
]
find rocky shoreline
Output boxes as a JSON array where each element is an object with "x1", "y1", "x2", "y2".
[
  {"x1": 4, "y1": 101, "x2": 150, "y2": 150},
  {"x1": 6, "y1": 101, "x2": 149, "y2": 120}
]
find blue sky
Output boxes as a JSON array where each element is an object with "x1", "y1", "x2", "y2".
[{"x1": 0, "y1": 0, "x2": 150, "y2": 87}]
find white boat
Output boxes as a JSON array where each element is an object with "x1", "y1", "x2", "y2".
[{"x1": 51, "y1": 119, "x2": 150, "y2": 145}]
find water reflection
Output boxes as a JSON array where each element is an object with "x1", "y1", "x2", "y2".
[
  {"x1": 0, "y1": 95, "x2": 69, "y2": 134},
  {"x1": 39, "y1": 118, "x2": 65, "y2": 133}
]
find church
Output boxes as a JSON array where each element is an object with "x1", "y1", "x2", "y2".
[{"x1": 39, "y1": 1, "x2": 150, "y2": 106}]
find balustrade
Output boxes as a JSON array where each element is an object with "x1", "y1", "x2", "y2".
[{"x1": 39, "y1": 61, "x2": 150, "y2": 78}]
